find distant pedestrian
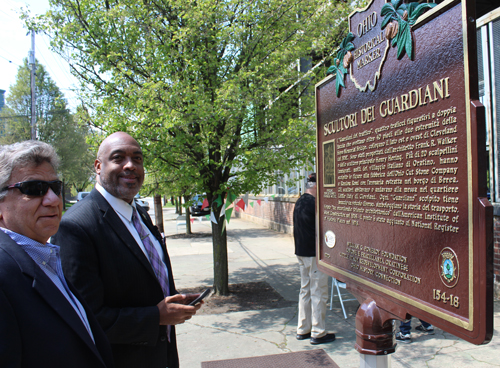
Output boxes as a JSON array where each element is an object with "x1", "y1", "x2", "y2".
[
  {"x1": 396, "y1": 317, "x2": 434, "y2": 343},
  {"x1": 293, "y1": 173, "x2": 336, "y2": 345}
]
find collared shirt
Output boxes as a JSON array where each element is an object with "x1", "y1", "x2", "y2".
[
  {"x1": 1, "y1": 228, "x2": 95, "y2": 342},
  {"x1": 95, "y1": 183, "x2": 170, "y2": 285}
]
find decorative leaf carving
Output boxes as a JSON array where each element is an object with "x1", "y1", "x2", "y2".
[
  {"x1": 327, "y1": 32, "x2": 355, "y2": 96},
  {"x1": 380, "y1": 1, "x2": 436, "y2": 60}
]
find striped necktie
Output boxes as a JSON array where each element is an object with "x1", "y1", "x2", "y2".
[{"x1": 131, "y1": 208, "x2": 170, "y2": 297}]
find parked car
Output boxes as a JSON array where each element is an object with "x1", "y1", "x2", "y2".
[
  {"x1": 277, "y1": 186, "x2": 299, "y2": 195},
  {"x1": 76, "y1": 191, "x2": 90, "y2": 201},
  {"x1": 134, "y1": 194, "x2": 150, "y2": 212},
  {"x1": 190, "y1": 194, "x2": 210, "y2": 216}
]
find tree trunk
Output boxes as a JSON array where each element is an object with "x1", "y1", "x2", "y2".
[
  {"x1": 184, "y1": 196, "x2": 192, "y2": 235},
  {"x1": 154, "y1": 194, "x2": 164, "y2": 233},
  {"x1": 175, "y1": 197, "x2": 179, "y2": 213},
  {"x1": 62, "y1": 182, "x2": 66, "y2": 210},
  {"x1": 211, "y1": 205, "x2": 229, "y2": 295},
  {"x1": 178, "y1": 196, "x2": 183, "y2": 215}
]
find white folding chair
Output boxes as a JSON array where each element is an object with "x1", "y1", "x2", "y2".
[
  {"x1": 330, "y1": 277, "x2": 357, "y2": 319},
  {"x1": 175, "y1": 215, "x2": 186, "y2": 233}
]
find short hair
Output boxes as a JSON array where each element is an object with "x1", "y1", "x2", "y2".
[
  {"x1": 0, "y1": 141, "x2": 60, "y2": 201},
  {"x1": 307, "y1": 173, "x2": 316, "y2": 183}
]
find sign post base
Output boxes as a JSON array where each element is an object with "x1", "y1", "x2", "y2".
[
  {"x1": 359, "y1": 354, "x2": 391, "y2": 368},
  {"x1": 355, "y1": 298, "x2": 397, "y2": 359}
]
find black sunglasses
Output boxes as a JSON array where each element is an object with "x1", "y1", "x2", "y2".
[{"x1": 1, "y1": 180, "x2": 63, "y2": 196}]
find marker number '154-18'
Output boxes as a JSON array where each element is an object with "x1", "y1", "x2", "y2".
[{"x1": 433, "y1": 289, "x2": 460, "y2": 308}]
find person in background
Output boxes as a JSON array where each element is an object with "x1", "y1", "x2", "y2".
[
  {"x1": 396, "y1": 317, "x2": 435, "y2": 343},
  {"x1": 0, "y1": 141, "x2": 114, "y2": 368},
  {"x1": 293, "y1": 173, "x2": 336, "y2": 345},
  {"x1": 52, "y1": 132, "x2": 202, "y2": 368}
]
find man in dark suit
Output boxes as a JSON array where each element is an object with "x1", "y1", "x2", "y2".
[
  {"x1": 52, "y1": 132, "x2": 201, "y2": 368},
  {"x1": 0, "y1": 140, "x2": 114, "y2": 368}
]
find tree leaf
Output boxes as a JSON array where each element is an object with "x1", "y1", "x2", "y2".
[
  {"x1": 336, "y1": 68, "x2": 345, "y2": 88},
  {"x1": 405, "y1": 27, "x2": 413, "y2": 60},
  {"x1": 381, "y1": 15, "x2": 393, "y2": 29},
  {"x1": 381, "y1": 3, "x2": 396, "y2": 17},
  {"x1": 337, "y1": 50, "x2": 346, "y2": 62},
  {"x1": 396, "y1": 21, "x2": 408, "y2": 58},
  {"x1": 391, "y1": 0, "x2": 403, "y2": 10},
  {"x1": 327, "y1": 65, "x2": 337, "y2": 75},
  {"x1": 409, "y1": 3, "x2": 437, "y2": 24},
  {"x1": 406, "y1": 2, "x2": 418, "y2": 15}
]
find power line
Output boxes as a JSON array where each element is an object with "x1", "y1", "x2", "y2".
[
  {"x1": 37, "y1": 35, "x2": 80, "y2": 111},
  {"x1": 0, "y1": 54, "x2": 20, "y2": 66},
  {"x1": 0, "y1": 9, "x2": 12, "y2": 18},
  {"x1": 0, "y1": 45, "x2": 21, "y2": 62},
  {"x1": 39, "y1": 35, "x2": 76, "y2": 85}
]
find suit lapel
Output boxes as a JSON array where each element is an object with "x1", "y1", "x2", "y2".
[
  {"x1": 31, "y1": 272, "x2": 105, "y2": 358},
  {"x1": 0, "y1": 232, "x2": 104, "y2": 361},
  {"x1": 92, "y1": 190, "x2": 159, "y2": 281}
]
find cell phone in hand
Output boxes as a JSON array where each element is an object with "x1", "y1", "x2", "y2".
[{"x1": 188, "y1": 288, "x2": 211, "y2": 306}]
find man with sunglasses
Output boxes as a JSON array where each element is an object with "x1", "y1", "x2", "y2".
[
  {"x1": 0, "y1": 140, "x2": 114, "y2": 368},
  {"x1": 52, "y1": 132, "x2": 201, "y2": 368}
]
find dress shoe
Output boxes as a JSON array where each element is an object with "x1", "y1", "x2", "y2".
[
  {"x1": 310, "y1": 333, "x2": 336, "y2": 345},
  {"x1": 296, "y1": 332, "x2": 311, "y2": 340}
]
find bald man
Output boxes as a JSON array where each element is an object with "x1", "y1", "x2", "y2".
[{"x1": 52, "y1": 132, "x2": 201, "y2": 368}]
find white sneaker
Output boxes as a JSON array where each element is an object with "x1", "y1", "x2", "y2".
[
  {"x1": 395, "y1": 331, "x2": 412, "y2": 343},
  {"x1": 416, "y1": 324, "x2": 435, "y2": 335}
]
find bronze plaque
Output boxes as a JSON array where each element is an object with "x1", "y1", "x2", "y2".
[{"x1": 316, "y1": 0, "x2": 493, "y2": 345}]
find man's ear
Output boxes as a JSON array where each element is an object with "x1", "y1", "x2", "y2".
[{"x1": 94, "y1": 159, "x2": 101, "y2": 175}]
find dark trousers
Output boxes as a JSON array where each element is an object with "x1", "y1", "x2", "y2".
[{"x1": 399, "y1": 318, "x2": 431, "y2": 334}]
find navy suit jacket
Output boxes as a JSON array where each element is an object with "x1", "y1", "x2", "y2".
[
  {"x1": 52, "y1": 189, "x2": 179, "y2": 368},
  {"x1": 0, "y1": 231, "x2": 114, "y2": 368}
]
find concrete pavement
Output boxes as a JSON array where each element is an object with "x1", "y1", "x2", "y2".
[{"x1": 158, "y1": 207, "x2": 500, "y2": 367}]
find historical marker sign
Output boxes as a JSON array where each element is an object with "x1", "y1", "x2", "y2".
[{"x1": 316, "y1": 0, "x2": 493, "y2": 345}]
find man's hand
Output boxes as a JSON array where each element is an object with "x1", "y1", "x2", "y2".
[{"x1": 157, "y1": 294, "x2": 203, "y2": 325}]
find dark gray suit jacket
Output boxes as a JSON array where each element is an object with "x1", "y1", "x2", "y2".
[
  {"x1": 52, "y1": 189, "x2": 179, "y2": 368},
  {"x1": 0, "y1": 231, "x2": 114, "y2": 368}
]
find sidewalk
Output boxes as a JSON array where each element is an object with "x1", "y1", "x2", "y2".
[{"x1": 160, "y1": 207, "x2": 500, "y2": 367}]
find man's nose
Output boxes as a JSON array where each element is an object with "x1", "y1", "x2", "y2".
[
  {"x1": 43, "y1": 187, "x2": 61, "y2": 206},
  {"x1": 123, "y1": 157, "x2": 137, "y2": 170}
]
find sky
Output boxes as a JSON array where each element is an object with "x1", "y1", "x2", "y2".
[{"x1": 0, "y1": 0, "x2": 80, "y2": 111}]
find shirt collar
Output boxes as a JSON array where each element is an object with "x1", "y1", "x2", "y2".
[
  {"x1": 95, "y1": 183, "x2": 137, "y2": 222},
  {"x1": 0, "y1": 227, "x2": 58, "y2": 264}
]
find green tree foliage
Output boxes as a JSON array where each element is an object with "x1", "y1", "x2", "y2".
[
  {"x1": 0, "y1": 59, "x2": 94, "y2": 195},
  {"x1": 34, "y1": 0, "x2": 362, "y2": 294}
]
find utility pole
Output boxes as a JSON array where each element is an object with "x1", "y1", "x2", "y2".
[{"x1": 29, "y1": 30, "x2": 36, "y2": 140}]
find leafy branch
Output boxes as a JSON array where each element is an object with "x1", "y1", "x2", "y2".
[
  {"x1": 381, "y1": 0, "x2": 437, "y2": 60},
  {"x1": 327, "y1": 32, "x2": 355, "y2": 97}
]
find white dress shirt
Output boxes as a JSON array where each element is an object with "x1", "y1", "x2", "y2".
[{"x1": 95, "y1": 183, "x2": 170, "y2": 284}]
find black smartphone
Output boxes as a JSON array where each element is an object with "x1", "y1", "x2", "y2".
[{"x1": 188, "y1": 288, "x2": 211, "y2": 306}]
